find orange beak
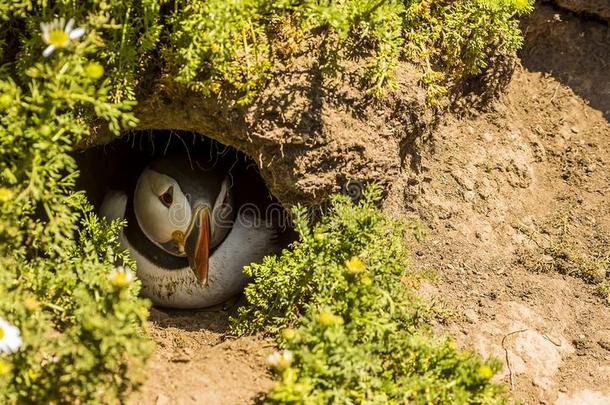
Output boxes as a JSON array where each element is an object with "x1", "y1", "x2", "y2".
[{"x1": 185, "y1": 207, "x2": 210, "y2": 286}]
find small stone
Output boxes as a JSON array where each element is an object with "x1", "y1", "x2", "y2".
[
  {"x1": 481, "y1": 132, "x2": 493, "y2": 142},
  {"x1": 155, "y1": 393, "x2": 170, "y2": 405},
  {"x1": 149, "y1": 308, "x2": 170, "y2": 321},
  {"x1": 464, "y1": 308, "x2": 479, "y2": 324}
]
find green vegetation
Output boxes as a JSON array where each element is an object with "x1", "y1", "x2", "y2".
[
  {"x1": 0, "y1": 14, "x2": 153, "y2": 401},
  {"x1": 0, "y1": 0, "x2": 532, "y2": 401},
  {"x1": 517, "y1": 213, "x2": 610, "y2": 305},
  {"x1": 545, "y1": 237, "x2": 609, "y2": 298},
  {"x1": 234, "y1": 185, "x2": 506, "y2": 403},
  {"x1": 2, "y1": 0, "x2": 533, "y2": 106}
]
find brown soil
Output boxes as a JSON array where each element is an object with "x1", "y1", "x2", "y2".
[
  {"x1": 547, "y1": 0, "x2": 610, "y2": 22},
  {"x1": 127, "y1": 4, "x2": 610, "y2": 404},
  {"x1": 405, "y1": 5, "x2": 610, "y2": 403},
  {"x1": 129, "y1": 307, "x2": 274, "y2": 405}
]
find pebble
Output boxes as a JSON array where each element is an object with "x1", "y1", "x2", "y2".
[
  {"x1": 155, "y1": 394, "x2": 170, "y2": 405},
  {"x1": 464, "y1": 308, "x2": 479, "y2": 324}
]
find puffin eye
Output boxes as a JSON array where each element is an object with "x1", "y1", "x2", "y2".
[{"x1": 159, "y1": 186, "x2": 174, "y2": 208}]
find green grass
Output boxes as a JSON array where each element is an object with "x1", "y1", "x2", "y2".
[
  {"x1": 517, "y1": 213, "x2": 610, "y2": 305},
  {"x1": 2, "y1": 0, "x2": 533, "y2": 105}
]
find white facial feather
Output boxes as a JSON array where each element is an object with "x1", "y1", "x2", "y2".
[{"x1": 134, "y1": 169, "x2": 191, "y2": 245}]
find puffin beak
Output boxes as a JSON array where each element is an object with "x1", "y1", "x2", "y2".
[{"x1": 185, "y1": 206, "x2": 210, "y2": 286}]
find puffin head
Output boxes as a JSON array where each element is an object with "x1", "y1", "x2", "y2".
[{"x1": 133, "y1": 158, "x2": 233, "y2": 285}]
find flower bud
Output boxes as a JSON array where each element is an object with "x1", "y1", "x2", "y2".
[
  {"x1": 281, "y1": 328, "x2": 296, "y2": 341},
  {"x1": 345, "y1": 257, "x2": 366, "y2": 275},
  {"x1": 0, "y1": 188, "x2": 13, "y2": 203},
  {"x1": 24, "y1": 297, "x2": 40, "y2": 311},
  {"x1": 0, "y1": 94, "x2": 11, "y2": 110},
  {"x1": 360, "y1": 275, "x2": 373, "y2": 286},
  {"x1": 84, "y1": 62, "x2": 104, "y2": 80},
  {"x1": 318, "y1": 310, "x2": 342, "y2": 327}
]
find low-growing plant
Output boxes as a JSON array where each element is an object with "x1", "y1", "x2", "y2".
[
  {"x1": 0, "y1": 209, "x2": 154, "y2": 403},
  {"x1": 0, "y1": 11, "x2": 153, "y2": 403},
  {"x1": 2, "y1": 1, "x2": 533, "y2": 107},
  {"x1": 405, "y1": 0, "x2": 532, "y2": 105},
  {"x1": 517, "y1": 213, "x2": 610, "y2": 305},
  {"x1": 234, "y1": 185, "x2": 506, "y2": 403}
]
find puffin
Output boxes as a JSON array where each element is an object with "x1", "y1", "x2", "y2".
[{"x1": 99, "y1": 156, "x2": 278, "y2": 309}]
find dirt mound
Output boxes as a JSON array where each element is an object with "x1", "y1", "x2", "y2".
[
  {"x1": 408, "y1": 4, "x2": 610, "y2": 403},
  {"x1": 129, "y1": 307, "x2": 273, "y2": 405},
  {"x1": 121, "y1": 34, "x2": 434, "y2": 208},
  {"x1": 522, "y1": 4, "x2": 610, "y2": 120},
  {"x1": 411, "y1": 65, "x2": 610, "y2": 402}
]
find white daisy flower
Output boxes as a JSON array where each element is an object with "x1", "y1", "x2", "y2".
[
  {"x1": 109, "y1": 266, "x2": 135, "y2": 288},
  {"x1": 0, "y1": 317, "x2": 22, "y2": 354},
  {"x1": 40, "y1": 17, "x2": 85, "y2": 57},
  {"x1": 267, "y1": 350, "x2": 293, "y2": 370}
]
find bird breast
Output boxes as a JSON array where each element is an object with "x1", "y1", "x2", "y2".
[{"x1": 132, "y1": 212, "x2": 276, "y2": 308}]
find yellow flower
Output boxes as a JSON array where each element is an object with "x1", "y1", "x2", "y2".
[
  {"x1": 0, "y1": 360, "x2": 11, "y2": 376},
  {"x1": 345, "y1": 256, "x2": 366, "y2": 275},
  {"x1": 40, "y1": 18, "x2": 85, "y2": 57},
  {"x1": 512, "y1": 0, "x2": 531, "y2": 13},
  {"x1": 110, "y1": 266, "x2": 134, "y2": 289},
  {"x1": 318, "y1": 310, "x2": 342, "y2": 327},
  {"x1": 477, "y1": 365, "x2": 494, "y2": 379},
  {"x1": 84, "y1": 62, "x2": 104, "y2": 80}
]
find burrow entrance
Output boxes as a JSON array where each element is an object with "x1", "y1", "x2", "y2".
[
  {"x1": 76, "y1": 130, "x2": 292, "y2": 232},
  {"x1": 75, "y1": 130, "x2": 294, "y2": 308}
]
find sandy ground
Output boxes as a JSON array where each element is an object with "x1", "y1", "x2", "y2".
[{"x1": 129, "y1": 306, "x2": 274, "y2": 405}]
